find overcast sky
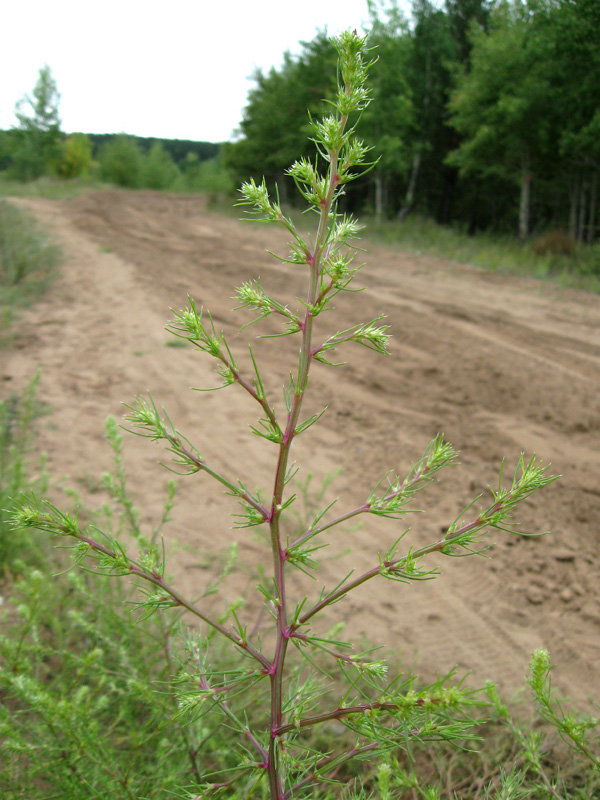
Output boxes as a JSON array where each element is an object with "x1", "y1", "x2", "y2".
[{"x1": 0, "y1": 0, "x2": 411, "y2": 144}]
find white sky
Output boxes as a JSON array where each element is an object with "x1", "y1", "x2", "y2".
[{"x1": 0, "y1": 0, "x2": 410, "y2": 143}]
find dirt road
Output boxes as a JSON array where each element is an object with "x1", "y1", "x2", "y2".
[{"x1": 4, "y1": 190, "x2": 600, "y2": 706}]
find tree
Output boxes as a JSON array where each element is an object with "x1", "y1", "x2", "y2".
[
  {"x1": 224, "y1": 32, "x2": 338, "y2": 201},
  {"x1": 546, "y1": 0, "x2": 600, "y2": 241},
  {"x1": 362, "y1": 2, "x2": 416, "y2": 219},
  {"x1": 11, "y1": 65, "x2": 61, "y2": 180},
  {"x1": 445, "y1": 0, "x2": 493, "y2": 64},
  {"x1": 447, "y1": 1, "x2": 555, "y2": 239},
  {"x1": 141, "y1": 142, "x2": 179, "y2": 190},
  {"x1": 400, "y1": 0, "x2": 459, "y2": 222},
  {"x1": 99, "y1": 135, "x2": 143, "y2": 188},
  {"x1": 57, "y1": 133, "x2": 93, "y2": 179}
]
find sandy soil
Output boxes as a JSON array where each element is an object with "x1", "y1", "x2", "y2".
[{"x1": 3, "y1": 190, "x2": 600, "y2": 707}]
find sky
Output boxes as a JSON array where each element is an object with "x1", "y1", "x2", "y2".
[{"x1": 0, "y1": 0, "x2": 409, "y2": 144}]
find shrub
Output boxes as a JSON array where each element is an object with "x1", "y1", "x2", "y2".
[
  {"x1": 141, "y1": 142, "x2": 180, "y2": 190},
  {"x1": 532, "y1": 229, "x2": 576, "y2": 257},
  {"x1": 99, "y1": 134, "x2": 143, "y2": 188},
  {"x1": 57, "y1": 132, "x2": 93, "y2": 179},
  {"x1": 0, "y1": 200, "x2": 61, "y2": 298}
]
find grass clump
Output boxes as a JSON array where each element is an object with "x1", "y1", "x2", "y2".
[
  {"x1": 0, "y1": 372, "x2": 48, "y2": 574},
  {"x1": 0, "y1": 173, "x2": 105, "y2": 200},
  {"x1": 0, "y1": 200, "x2": 61, "y2": 311}
]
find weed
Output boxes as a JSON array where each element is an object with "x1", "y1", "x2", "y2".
[
  {"x1": 0, "y1": 372, "x2": 48, "y2": 573},
  {"x1": 10, "y1": 30, "x2": 593, "y2": 800},
  {"x1": 0, "y1": 201, "x2": 61, "y2": 316}
]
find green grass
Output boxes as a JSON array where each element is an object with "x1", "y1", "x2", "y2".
[
  {"x1": 0, "y1": 172, "x2": 109, "y2": 200},
  {"x1": 0, "y1": 372, "x2": 48, "y2": 573},
  {"x1": 0, "y1": 201, "x2": 62, "y2": 344}
]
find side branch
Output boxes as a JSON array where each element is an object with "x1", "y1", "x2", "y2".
[
  {"x1": 14, "y1": 498, "x2": 271, "y2": 670},
  {"x1": 288, "y1": 457, "x2": 443, "y2": 553},
  {"x1": 123, "y1": 396, "x2": 270, "y2": 521},
  {"x1": 75, "y1": 532, "x2": 271, "y2": 668},
  {"x1": 274, "y1": 701, "x2": 402, "y2": 737}
]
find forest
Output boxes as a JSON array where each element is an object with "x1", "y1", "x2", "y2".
[{"x1": 226, "y1": 0, "x2": 599, "y2": 243}]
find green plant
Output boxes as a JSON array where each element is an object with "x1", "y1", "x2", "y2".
[
  {"x1": 99, "y1": 134, "x2": 143, "y2": 188},
  {"x1": 10, "y1": 65, "x2": 62, "y2": 182},
  {"x1": 0, "y1": 417, "x2": 225, "y2": 799},
  {"x1": 14, "y1": 31, "x2": 558, "y2": 799},
  {"x1": 0, "y1": 372, "x2": 47, "y2": 572},
  {"x1": 0, "y1": 200, "x2": 61, "y2": 296},
  {"x1": 176, "y1": 153, "x2": 234, "y2": 195},
  {"x1": 57, "y1": 132, "x2": 94, "y2": 179},
  {"x1": 142, "y1": 142, "x2": 180, "y2": 190}
]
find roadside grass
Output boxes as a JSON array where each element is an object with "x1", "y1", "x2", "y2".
[
  {"x1": 0, "y1": 200, "x2": 62, "y2": 344},
  {"x1": 367, "y1": 214, "x2": 600, "y2": 294},
  {"x1": 0, "y1": 173, "x2": 108, "y2": 200}
]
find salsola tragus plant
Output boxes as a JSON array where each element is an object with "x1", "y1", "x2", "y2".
[{"x1": 14, "y1": 31, "x2": 557, "y2": 799}]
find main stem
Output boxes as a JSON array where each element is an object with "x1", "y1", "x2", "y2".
[{"x1": 267, "y1": 124, "x2": 346, "y2": 800}]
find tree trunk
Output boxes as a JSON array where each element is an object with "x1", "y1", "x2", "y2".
[
  {"x1": 577, "y1": 181, "x2": 586, "y2": 243},
  {"x1": 439, "y1": 165, "x2": 457, "y2": 225},
  {"x1": 568, "y1": 176, "x2": 579, "y2": 239},
  {"x1": 374, "y1": 173, "x2": 384, "y2": 221},
  {"x1": 587, "y1": 173, "x2": 597, "y2": 244},
  {"x1": 518, "y1": 150, "x2": 531, "y2": 241},
  {"x1": 397, "y1": 151, "x2": 421, "y2": 222}
]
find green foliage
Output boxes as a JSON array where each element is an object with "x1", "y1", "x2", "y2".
[
  {"x1": 10, "y1": 65, "x2": 62, "y2": 181},
  {"x1": 224, "y1": 31, "x2": 338, "y2": 198},
  {"x1": 0, "y1": 200, "x2": 61, "y2": 307},
  {"x1": 99, "y1": 134, "x2": 144, "y2": 188},
  {"x1": 228, "y1": 0, "x2": 600, "y2": 241},
  {"x1": 527, "y1": 649, "x2": 600, "y2": 772},
  {"x1": 57, "y1": 132, "x2": 93, "y2": 179},
  {"x1": 1, "y1": 410, "x2": 598, "y2": 799},
  {"x1": 141, "y1": 141, "x2": 180, "y2": 190},
  {"x1": 0, "y1": 372, "x2": 47, "y2": 573},
  {"x1": 87, "y1": 134, "x2": 220, "y2": 167},
  {"x1": 177, "y1": 153, "x2": 234, "y2": 195},
  {"x1": 447, "y1": 2, "x2": 551, "y2": 180}
]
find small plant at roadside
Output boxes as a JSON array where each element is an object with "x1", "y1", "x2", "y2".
[
  {"x1": 0, "y1": 372, "x2": 47, "y2": 573},
  {"x1": 0, "y1": 201, "x2": 61, "y2": 305},
  {"x1": 13, "y1": 32, "x2": 559, "y2": 799}
]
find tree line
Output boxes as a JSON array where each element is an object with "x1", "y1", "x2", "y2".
[
  {"x1": 225, "y1": 0, "x2": 599, "y2": 243},
  {"x1": 0, "y1": 66, "x2": 221, "y2": 190}
]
